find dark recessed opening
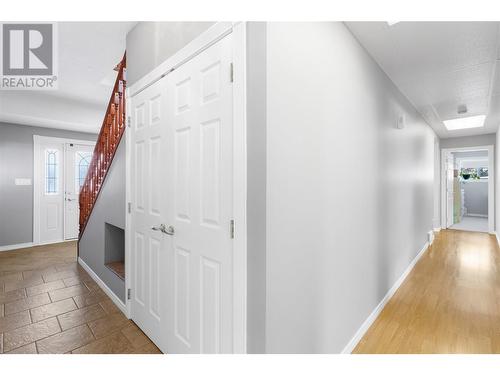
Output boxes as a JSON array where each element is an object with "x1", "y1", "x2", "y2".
[{"x1": 104, "y1": 222, "x2": 125, "y2": 281}]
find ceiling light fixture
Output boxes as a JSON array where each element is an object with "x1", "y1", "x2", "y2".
[{"x1": 443, "y1": 115, "x2": 486, "y2": 131}]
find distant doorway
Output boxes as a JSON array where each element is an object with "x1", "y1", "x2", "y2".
[
  {"x1": 441, "y1": 146, "x2": 494, "y2": 233},
  {"x1": 34, "y1": 136, "x2": 95, "y2": 245}
]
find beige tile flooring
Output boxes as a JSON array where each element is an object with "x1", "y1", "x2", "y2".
[{"x1": 0, "y1": 241, "x2": 161, "y2": 354}]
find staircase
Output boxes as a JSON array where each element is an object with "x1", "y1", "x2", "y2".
[{"x1": 79, "y1": 54, "x2": 126, "y2": 239}]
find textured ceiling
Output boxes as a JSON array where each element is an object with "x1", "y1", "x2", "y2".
[{"x1": 346, "y1": 22, "x2": 500, "y2": 139}]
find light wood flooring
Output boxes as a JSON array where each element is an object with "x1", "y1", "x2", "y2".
[
  {"x1": 0, "y1": 241, "x2": 161, "y2": 354},
  {"x1": 354, "y1": 229, "x2": 500, "y2": 354}
]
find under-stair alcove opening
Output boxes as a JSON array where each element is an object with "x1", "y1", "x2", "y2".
[{"x1": 104, "y1": 222, "x2": 125, "y2": 281}]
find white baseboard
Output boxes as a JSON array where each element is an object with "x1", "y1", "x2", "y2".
[
  {"x1": 341, "y1": 241, "x2": 430, "y2": 354},
  {"x1": 495, "y1": 232, "x2": 500, "y2": 247},
  {"x1": 433, "y1": 227, "x2": 441, "y2": 233},
  {"x1": 0, "y1": 242, "x2": 34, "y2": 252},
  {"x1": 465, "y1": 214, "x2": 488, "y2": 218},
  {"x1": 78, "y1": 257, "x2": 127, "y2": 317}
]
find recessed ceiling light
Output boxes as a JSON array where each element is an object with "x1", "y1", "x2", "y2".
[
  {"x1": 387, "y1": 21, "x2": 400, "y2": 26},
  {"x1": 443, "y1": 115, "x2": 486, "y2": 131}
]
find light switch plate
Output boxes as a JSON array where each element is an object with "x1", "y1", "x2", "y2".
[{"x1": 15, "y1": 178, "x2": 32, "y2": 186}]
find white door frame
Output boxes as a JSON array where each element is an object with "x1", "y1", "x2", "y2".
[
  {"x1": 440, "y1": 145, "x2": 495, "y2": 233},
  {"x1": 33, "y1": 135, "x2": 96, "y2": 245},
  {"x1": 125, "y1": 21, "x2": 247, "y2": 353}
]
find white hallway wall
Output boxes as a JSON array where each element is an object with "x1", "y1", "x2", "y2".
[{"x1": 265, "y1": 22, "x2": 438, "y2": 353}]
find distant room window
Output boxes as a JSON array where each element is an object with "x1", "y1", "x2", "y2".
[
  {"x1": 459, "y1": 167, "x2": 488, "y2": 180},
  {"x1": 478, "y1": 167, "x2": 489, "y2": 178},
  {"x1": 45, "y1": 149, "x2": 59, "y2": 194},
  {"x1": 76, "y1": 151, "x2": 92, "y2": 191}
]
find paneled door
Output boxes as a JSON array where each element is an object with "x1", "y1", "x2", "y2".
[
  {"x1": 164, "y1": 33, "x2": 234, "y2": 354},
  {"x1": 130, "y1": 33, "x2": 234, "y2": 353},
  {"x1": 129, "y1": 77, "x2": 169, "y2": 352},
  {"x1": 64, "y1": 144, "x2": 94, "y2": 240},
  {"x1": 36, "y1": 140, "x2": 64, "y2": 244}
]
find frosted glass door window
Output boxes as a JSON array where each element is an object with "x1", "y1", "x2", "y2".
[{"x1": 45, "y1": 149, "x2": 59, "y2": 194}]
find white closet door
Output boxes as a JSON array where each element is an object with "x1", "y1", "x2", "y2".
[
  {"x1": 129, "y1": 77, "x2": 169, "y2": 352},
  {"x1": 164, "y1": 33, "x2": 234, "y2": 353},
  {"x1": 129, "y1": 32, "x2": 235, "y2": 354}
]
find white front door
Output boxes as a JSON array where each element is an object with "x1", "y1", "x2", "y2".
[
  {"x1": 64, "y1": 144, "x2": 94, "y2": 240},
  {"x1": 130, "y1": 33, "x2": 234, "y2": 353},
  {"x1": 36, "y1": 140, "x2": 64, "y2": 244},
  {"x1": 446, "y1": 154, "x2": 454, "y2": 227}
]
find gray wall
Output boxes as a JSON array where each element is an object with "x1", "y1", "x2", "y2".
[
  {"x1": 440, "y1": 134, "x2": 496, "y2": 149},
  {"x1": 246, "y1": 22, "x2": 267, "y2": 354},
  {"x1": 463, "y1": 181, "x2": 488, "y2": 216},
  {"x1": 264, "y1": 22, "x2": 437, "y2": 353},
  {"x1": 0, "y1": 122, "x2": 97, "y2": 247},
  {"x1": 79, "y1": 140, "x2": 126, "y2": 302},
  {"x1": 126, "y1": 22, "x2": 215, "y2": 86}
]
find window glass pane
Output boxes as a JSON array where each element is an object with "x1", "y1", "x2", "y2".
[
  {"x1": 478, "y1": 167, "x2": 488, "y2": 178},
  {"x1": 45, "y1": 149, "x2": 58, "y2": 194}
]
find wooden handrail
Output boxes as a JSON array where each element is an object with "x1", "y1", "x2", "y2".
[{"x1": 79, "y1": 53, "x2": 126, "y2": 239}]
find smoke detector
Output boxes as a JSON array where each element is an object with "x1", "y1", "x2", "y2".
[{"x1": 457, "y1": 104, "x2": 468, "y2": 115}]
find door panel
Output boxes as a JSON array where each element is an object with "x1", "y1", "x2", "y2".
[
  {"x1": 130, "y1": 32, "x2": 234, "y2": 354},
  {"x1": 164, "y1": 33, "x2": 234, "y2": 354},
  {"x1": 129, "y1": 79, "x2": 168, "y2": 352},
  {"x1": 38, "y1": 142, "x2": 64, "y2": 244}
]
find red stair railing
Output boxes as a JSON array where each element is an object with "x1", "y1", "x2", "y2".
[{"x1": 79, "y1": 54, "x2": 126, "y2": 239}]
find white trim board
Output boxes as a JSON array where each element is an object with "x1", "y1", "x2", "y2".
[
  {"x1": 0, "y1": 242, "x2": 34, "y2": 252},
  {"x1": 341, "y1": 241, "x2": 430, "y2": 354},
  {"x1": 78, "y1": 257, "x2": 127, "y2": 316}
]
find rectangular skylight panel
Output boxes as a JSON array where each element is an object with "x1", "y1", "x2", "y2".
[{"x1": 443, "y1": 115, "x2": 486, "y2": 130}]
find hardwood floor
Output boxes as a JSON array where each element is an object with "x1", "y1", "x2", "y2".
[
  {"x1": 0, "y1": 241, "x2": 161, "y2": 354},
  {"x1": 354, "y1": 229, "x2": 500, "y2": 354}
]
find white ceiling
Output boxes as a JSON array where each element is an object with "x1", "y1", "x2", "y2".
[
  {"x1": 0, "y1": 22, "x2": 136, "y2": 133},
  {"x1": 346, "y1": 22, "x2": 500, "y2": 139}
]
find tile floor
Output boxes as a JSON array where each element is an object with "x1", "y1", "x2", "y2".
[{"x1": 0, "y1": 241, "x2": 161, "y2": 354}]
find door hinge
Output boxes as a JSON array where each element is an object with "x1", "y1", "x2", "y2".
[
  {"x1": 127, "y1": 202, "x2": 131, "y2": 214},
  {"x1": 230, "y1": 219, "x2": 235, "y2": 239},
  {"x1": 127, "y1": 116, "x2": 131, "y2": 128},
  {"x1": 127, "y1": 288, "x2": 131, "y2": 300},
  {"x1": 230, "y1": 63, "x2": 234, "y2": 83}
]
